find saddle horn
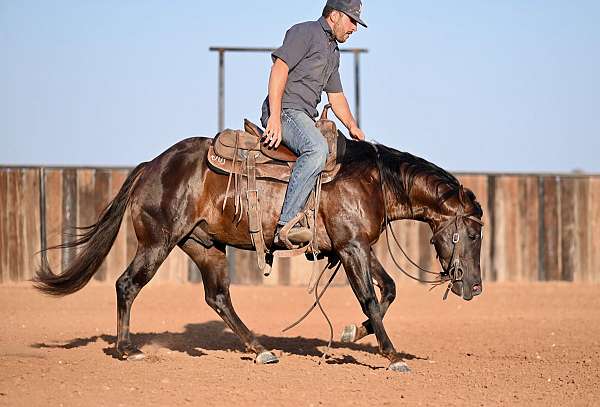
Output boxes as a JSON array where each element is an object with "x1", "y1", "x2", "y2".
[{"x1": 320, "y1": 104, "x2": 332, "y2": 121}]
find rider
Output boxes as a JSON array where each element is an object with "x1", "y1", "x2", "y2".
[{"x1": 261, "y1": 0, "x2": 367, "y2": 246}]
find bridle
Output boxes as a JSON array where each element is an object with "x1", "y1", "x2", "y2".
[
  {"x1": 429, "y1": 211, "x2": 484, "y2": 299},
  {"x1": 370, "y1": 142, "x2": 484, "y2": 299}
]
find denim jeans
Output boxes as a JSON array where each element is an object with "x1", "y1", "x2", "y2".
[{"x1": 277, "y1": 109, "x2": 328, "y2": 226}]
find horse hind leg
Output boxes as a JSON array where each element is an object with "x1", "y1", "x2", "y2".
[
  {"x1": 115, "y1": 243, "x2": 172, "y2": 360},
  {"x1": 341, "y1": 249, "x2": 396, "y2": 344},
  {"x1": 179, "y1": 238, "x2": 278, "y2": 364}
]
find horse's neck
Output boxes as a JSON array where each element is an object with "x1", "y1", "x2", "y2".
[{"x1": 386, "y1": 181, "x2": 457, "y2": 228}]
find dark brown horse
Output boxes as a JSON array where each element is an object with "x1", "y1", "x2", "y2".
[{"x1": 34, "y1": 136, "x2": 484, "y2": 372}]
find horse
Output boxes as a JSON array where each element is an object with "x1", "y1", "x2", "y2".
[{"x1": 33, "y1": 135, "x2": 484, "y2": 372}]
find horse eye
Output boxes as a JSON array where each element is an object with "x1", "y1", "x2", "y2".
[{"x1": 468, "y1": 233, "x2": 478, "y2": 241}]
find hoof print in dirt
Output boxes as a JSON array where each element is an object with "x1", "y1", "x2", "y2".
[
  {"x1": 340, "y1": 324, "x2": 357, "y2": 343},
  {"x1": 255, "y1": 351, "x2": 279, "y2": 364},
  {"x1": 388, "y1": 361, "x2": 411, "y2": 373}
]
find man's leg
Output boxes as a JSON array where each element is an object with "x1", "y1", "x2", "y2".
[{"x1": 276, "y1": 109, "x2": 328, "y2": 242}]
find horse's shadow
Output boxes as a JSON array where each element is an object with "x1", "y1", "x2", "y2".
[{"x1": 31, "y1": 320, "x2": 425, "y2": 368}]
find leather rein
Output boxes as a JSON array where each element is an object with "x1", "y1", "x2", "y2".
[{"x1": 370, "y1": 142, "x2": 484, "y2": 300}]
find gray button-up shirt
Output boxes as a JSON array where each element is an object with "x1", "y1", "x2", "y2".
[{"x1": 261, "y1": 16, "x2": 343, "y2": 127}]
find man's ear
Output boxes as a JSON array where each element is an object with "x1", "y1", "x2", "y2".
[{"x1": 330, "y1": 10, "x2": 341, "y2": 23}]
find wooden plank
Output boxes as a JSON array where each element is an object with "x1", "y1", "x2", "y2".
[
  {"x1": 231, "y1": 248, "x2": 262, "y2": 285},
  {"x1": 541, "y1": 176, "x2": 561, "y2": 281},
  {"x1": 188, "y1": 260, "x2": 203, "y2": 283},
  {"x1": 560, "y1": 178, "x2": 577, "y2": 281},
  {"x1": 276, "y1": 257, "x2": 291, "y2": 286},
  {"x1": 588, "y1": 178, "x2": 600, "y2": 283},
  {"x1": 77, "y1": 169, "x2": 96, "y2": 229},
  {"x1": 20, "y1": 169, "x2": 41, "y2": 281},
  {"x1": 106, "y1": 170, "x2": 128, "y2": 281},
  {"x1": 157, "y1": 246, "x2": 188, "y2": 283},
  {"x1": 231, "y1": 248, "x2": 246, "y2": 284},
  {"x1": 576, "y1": 178, "x2": 591, "y2": 282},
  {"x1": 45, "y1": 169, "x2": 63, "y2": 275},
  {"x1": 520, "y1": 176, "x2": 540, "y2": 281},
  {"x1": 487, "y1": 176, "x2": 498, "y2": 281},
  {"x1": 288, "y1": 254, "x2": 311, "y2": 286},
  {"x1": 93, "y1": 169, "x2": 111, "y2": 281},
  {"x1": 0, "y1": 169, "x2": 8, "y2": 283},
  {"x1": 491, "y1": 176, "x2": 516, "y2": 282},
  {"x1": 7, "y1": 170, "x2": 22, "y2": 281},
  {"x1": 62, "y1": 169, "x2": 78, "y2": 273},
  {"x1": 505, "y1": 176, "x2": 521, "y2": 281}
]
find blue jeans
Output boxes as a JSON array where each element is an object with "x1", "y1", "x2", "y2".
[{"x1": 277, "y1": 109, "x2": 328, "y2": 226}]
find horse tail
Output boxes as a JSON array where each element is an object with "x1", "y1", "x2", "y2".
[{"x1": 33, "y1": 162, "x2": 147, "y2": 296}]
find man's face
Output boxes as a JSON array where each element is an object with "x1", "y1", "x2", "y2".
[{"x1": 331, "y1": 11, "x2": 358, "y2": 43}]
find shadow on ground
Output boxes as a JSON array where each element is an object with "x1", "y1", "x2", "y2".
[{"x1": 31, "y1": 320, "x2": 424, "y2": 367}]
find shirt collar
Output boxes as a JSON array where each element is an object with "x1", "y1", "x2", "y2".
[{"x1": 318, "y1": 16, "x2": 336, "y2": 42}]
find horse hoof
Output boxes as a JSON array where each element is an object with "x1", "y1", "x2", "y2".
[
  {"x1": 388, "y1": 361, "x2": 411, "y2": 372},
  {"x1": 122, "y1": 349, "x2": 145, "y2": 361},
  {"x1": 255, "y1": 351, "x2": 279, "y2": 365},
  {"x1": 340, "y1": 324, "x2": 357, "y2": 343}
]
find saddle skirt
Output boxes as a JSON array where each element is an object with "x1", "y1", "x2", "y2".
[{"x1": 207, "y1": 111, "x2": 346, "y2": 184}]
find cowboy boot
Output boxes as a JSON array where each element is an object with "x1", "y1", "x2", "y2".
[{"x1": 274, "y1": 223, "x2": 312, "y2": 247}]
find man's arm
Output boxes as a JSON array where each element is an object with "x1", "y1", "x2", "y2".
[
  {"x1": 327, "y1": 92, "x2": 365, "y2": 140},
  {"x1": 264, "y1": 58, "x2": 289, "y2": 148}
]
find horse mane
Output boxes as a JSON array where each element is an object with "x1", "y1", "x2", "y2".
[{"x1": 341, "y1": 141, "x2": 482, "y2": 216}]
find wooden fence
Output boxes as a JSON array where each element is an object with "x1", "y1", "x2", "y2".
[{"x1": 1, "y1": 166, "x2": 599, "y2": 285}]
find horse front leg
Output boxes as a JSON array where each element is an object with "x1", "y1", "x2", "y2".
[
  {"x1": 341, "y1": 249, "x2": 396, "y2": 343},
  {"x1": 338, "y1": 242, "x2": 409, "y2": 372}
]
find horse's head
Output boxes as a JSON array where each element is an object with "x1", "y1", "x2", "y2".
[{"x1": 430, "y1": 186, "x2": 484, "y2": 301}]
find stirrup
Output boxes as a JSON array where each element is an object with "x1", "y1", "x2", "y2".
[{"x1": 275, "y1": 216, "x2": 312, "y2": 249}]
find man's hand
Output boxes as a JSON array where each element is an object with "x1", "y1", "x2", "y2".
[
  {"x1": 263, "y1": 115, "x2": 283, "y2": 148},
  {"x1": 349, "y1": 124, "x2": 365, "y2": 141}
]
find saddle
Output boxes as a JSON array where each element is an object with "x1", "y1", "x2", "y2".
[
  {"x1": 206, "y1": 105, "x2": 346, "y2": 276},
  {"x1": 207, "y1": 107, "x2": 346, "y2": 183}
]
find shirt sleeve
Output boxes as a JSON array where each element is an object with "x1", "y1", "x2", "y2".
[
  {"x1": 324, "y1": 69, "x2": 343, "y2": 93},
  {"x1": 271, "y1": 24, "x2": 310, "y2": 71}
]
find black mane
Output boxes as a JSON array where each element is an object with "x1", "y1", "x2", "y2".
[{"x1": 341, "y1": 141, "x2": 461, "y2": 208}]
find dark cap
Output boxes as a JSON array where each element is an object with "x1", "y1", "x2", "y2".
[{"x1": 326, "y1": 0, "x2": 367, "y2": 28}]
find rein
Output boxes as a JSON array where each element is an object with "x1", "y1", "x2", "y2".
[{"x1": 370, "y1": 142, "x2": 483, "y2": 299}]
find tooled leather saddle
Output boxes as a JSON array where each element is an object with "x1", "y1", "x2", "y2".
[
  {"x1": 206, "y1": 105, "x2": 346, "y2": 276},
  {"x1": 207, "y1": 105, "x2": 346, "y2": 183}
]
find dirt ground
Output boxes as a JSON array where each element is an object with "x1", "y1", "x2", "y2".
[{"x1": 1, "y1": 280, "x2": 599, "y2": 407}]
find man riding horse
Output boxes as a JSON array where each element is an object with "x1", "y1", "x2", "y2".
[
  {"x1": 261, "y1": 0, "x2": 367, "y2": 246},
  {"x1": 34, "y1": 0, "x2": 485, "y2": 373}
]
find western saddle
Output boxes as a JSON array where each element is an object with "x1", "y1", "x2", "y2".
[{"x1": 206, "y1": 105, "x2": 346, "y2": 276}]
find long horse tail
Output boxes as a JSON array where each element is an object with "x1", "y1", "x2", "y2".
[{"x1": 33, "y1": 162, "x2": 147, "y2": 296}]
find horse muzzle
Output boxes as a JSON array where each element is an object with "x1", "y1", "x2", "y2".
[{"x1": 454, "y1": 280, "x2": 483, "y2": 301}]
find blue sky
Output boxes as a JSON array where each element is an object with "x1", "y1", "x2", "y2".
[{"x1": 1, "y1": 1, "x2": 599, "y2": 172}]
